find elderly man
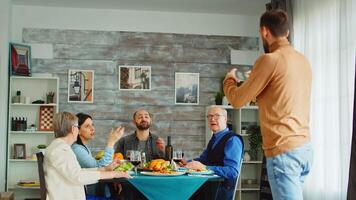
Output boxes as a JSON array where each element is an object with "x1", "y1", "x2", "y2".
[
  {"x1": 186, "y1": 106, "x2": 243, "y2": 200},
  {"x1": 115, "y1": 109, "x2": 165, "y2": 161}
]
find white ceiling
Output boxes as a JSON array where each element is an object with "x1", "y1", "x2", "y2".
[{"x1": 12, "y1": 0, "x2": 270, "y2": 15}]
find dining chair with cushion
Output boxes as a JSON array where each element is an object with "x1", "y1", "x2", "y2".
[{"x1": 36, "y1": 152, "x2": 47, "y2": 200}]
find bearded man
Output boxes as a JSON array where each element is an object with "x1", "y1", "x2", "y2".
[{"x1": 115, "y1": 109, "x2": 165, "y2": 161}]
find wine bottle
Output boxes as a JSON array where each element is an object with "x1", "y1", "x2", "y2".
[{"x1": 165, "y1": 136, "x2": 173, "y2": 162}]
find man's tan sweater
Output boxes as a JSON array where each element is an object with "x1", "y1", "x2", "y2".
[{"x1": 224, "y1": 38, "x2": 312, "y2": 157}]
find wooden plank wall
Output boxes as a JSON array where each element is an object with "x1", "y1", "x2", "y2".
[{"x1": 23, "y1": 28, "x2": 258, "y2": 159}]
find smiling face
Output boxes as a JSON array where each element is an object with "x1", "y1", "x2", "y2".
[
  {"x1": 207, "y1": 107, "x2": 227, "y2": 133},
  {"x1": 133, "y1": 109, "x2": 151, "y2": 130},
  {"x1": 79, "y1": 118, "x2": 95, "y2": 143}
]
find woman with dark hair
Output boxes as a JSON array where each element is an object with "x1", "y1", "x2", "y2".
[
  {"x1": 44, "y1": 112, "x2": 129, "y2": 200},
  {"x1": 71, "y1": 113, "x2": 124, "y2": 197}
]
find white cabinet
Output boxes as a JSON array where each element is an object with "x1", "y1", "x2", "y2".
[
  {"x1": 6, "y1": 76, "x2": 59, "y2": 200},
  {"x1": 205, "y1": 105, "x2": 262, "y2": 200}
]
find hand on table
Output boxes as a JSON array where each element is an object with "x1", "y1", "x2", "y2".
[
  {"x1": 102, "y1": 159, "x2": 120, "y2": 171},
  {"x1": 178, "y1": 159, "x2": 188, "y2": 167},
  {"x1": 114, "y1": 171, "x2": 131, "y2": 179},
  {"x1": 185, "y1": 160, "x2": 206, "y2": 170}
]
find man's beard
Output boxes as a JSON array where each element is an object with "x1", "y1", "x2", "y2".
[
  {"x1": 262, "y1": 38, "x2": 269, "y2": 53},
  {"x1": 136, "y1": 121, "x2": 151, "y2": 130}
]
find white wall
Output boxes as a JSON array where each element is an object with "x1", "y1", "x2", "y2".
[
  {"x1": 0, "y1": 0, "x2": 11, "y2": 192},
  {"x1": 11, "y1": 5, "x2": 262, "y2": 42}
]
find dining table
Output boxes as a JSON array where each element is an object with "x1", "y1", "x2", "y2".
[{"x1": 99, "y1": 171, "x2": 225, "y2": 200}]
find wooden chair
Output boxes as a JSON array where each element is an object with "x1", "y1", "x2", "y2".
[{"x1": 36, "y1": 152, "x2": 47, "y2": 200}]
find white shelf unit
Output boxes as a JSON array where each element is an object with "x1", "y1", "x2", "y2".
[
  {"x1": 205, "y1": 105, "x2": 262, "y2": 200},
  {"x1": 6, "y1": 76, "x2": 59, "y2": 200}
]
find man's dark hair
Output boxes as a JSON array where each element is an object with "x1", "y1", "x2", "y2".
[
  {"x1": 260, "y1": 9, "x2": 289, "y2": 37},
  {"x1": 132, "y1": 109, "x2": 152, "y2": 119}
]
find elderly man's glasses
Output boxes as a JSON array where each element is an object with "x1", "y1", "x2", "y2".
[{"x1": 206, "y1": 114, "x2": 224, "y2": 120}]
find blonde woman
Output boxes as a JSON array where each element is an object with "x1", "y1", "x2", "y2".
[{"x1": 44, "y1": 112, "x2": 129, "y2": 200}]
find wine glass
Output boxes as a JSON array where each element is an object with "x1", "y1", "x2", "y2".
[
  {"x1": 130, "y1": 150, "x2": 141, "y2": 176},
  {"x1": 125, "y1": 150, "x2": 133, "y2": 160},
  {"x1": 173, "y1": 150, "x2": 183, "y2": 165}
]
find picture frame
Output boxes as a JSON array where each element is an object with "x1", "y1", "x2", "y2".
[
  {"x1": 14, "y1": 143, "x2": 26, "y2": 159},
  {"x1": 68, "y1": 70, "x2": 94, "y2": 103},
  {"x1": 119, "y1": 66, "x2": 151, "y2": 91},
  {"x1": 9, "y1": 43, "x2": 32, "y2": 76},
  {"x1": 175, "y1": 73, "x2": 199, "y2": 105}
]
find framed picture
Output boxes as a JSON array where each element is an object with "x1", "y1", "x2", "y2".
[
  {"x1": 175, "y1": 73, "x2": 199, "y2": 105},
  {"x1": 39, "y1": 106, "x2": 54, "y2": 131},
  {"x1": 14, "y1": 143, "x2": 26, "y2": 159},
  {"x1": 119, "y1": 66, "x2": 151, "y2": 91},
  {"x1": 68, "y1": 70, "x2": 94, "y2": 103},
  {"x1": 9, "y1": 43, "x2": 32, "y2": 76}
]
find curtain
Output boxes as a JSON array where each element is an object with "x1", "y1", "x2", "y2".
[
  {"x1": 348, "y1": 56, "x2": 356, "y2": 199},
  {"x1": 266, "y1": 0, "x2": 294, "y2": 43},
  {"x1": 293, "y1": 0, "x2": 356, "y2": 199}
]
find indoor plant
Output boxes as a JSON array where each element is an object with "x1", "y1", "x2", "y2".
[
  {"x1": 247, "y1": 125, "x2": 262, "y2": 161},
  {"x1": 215, "y1": 91, "x2": 224, "y2": 105},
  {"x1": 46, "y1": 91, "x2": 55, "y2": 104},
  {"x1": 37, "y1": 144, "x2": 47, "y2": 154}
]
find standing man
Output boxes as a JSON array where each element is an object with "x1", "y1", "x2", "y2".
[
  {"x1": 186, "y1": 106, "x2": 243, "y2": 200},
  {"x1": 224, "y1": 10, "x2": 313, "y2": 199},
  {"x1": 115, "y1": 109, "x2": 165, "y2": 161}
]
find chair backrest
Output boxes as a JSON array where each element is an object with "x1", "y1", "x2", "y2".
[
  {"x1": 36, "y1": 152, "x2": 47, "y2": 200},
  {"x1": 232, "y1": 158, "x2": 243, "y2": 200}
]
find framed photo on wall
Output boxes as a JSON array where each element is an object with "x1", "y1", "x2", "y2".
[
  {"x1": 14, "y1": 143, "x2": 26, "y2": 159},
  {"x1": 9, "y1": 43, "x2": 32, "y2": 76},
  {"x1": 175, "y1": 72, "x2": 199, "y2": 105},
  {"x1": 68, "y1": 70, "x2": 94, "y2": 103},
  {"x1": 119, "y1": 66, "x2": 151, "y2": 91}
]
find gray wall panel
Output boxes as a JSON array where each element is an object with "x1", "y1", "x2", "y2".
[{"x1": 25, "y1": 28, "x2": 258, "y2": 159}]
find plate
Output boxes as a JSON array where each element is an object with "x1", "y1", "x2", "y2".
[
  {"x1": 176, "y1": 167, "x2": 188, "y2": 172},
  {"x1": 140, "y1": 171, "x2": 185, "y2": 176},
  {"x1": 186, "y1": 170, "x2": 214, "y2": 175}
]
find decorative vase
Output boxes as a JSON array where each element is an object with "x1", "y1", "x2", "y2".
[
  {"x1": 243, "y1": 151, "x2": 251, "y2": 161},
  {"x1": 222, "y1": 96, "x2": 229, "y2": 105},
  {"x1": 38, "y1": 148, "x2": 46, "y2": 155},
  {"x1": 46, "y1": 96, "x2": 54, "y2": 104}
]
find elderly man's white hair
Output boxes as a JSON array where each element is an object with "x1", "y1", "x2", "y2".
[{"x1": 207, "y1": 105, "x2": 227, "y2": 118}]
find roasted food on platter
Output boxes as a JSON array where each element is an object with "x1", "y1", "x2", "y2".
[{"x1": 145, "y1": 159, "x2": 173, "y2": 173}]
